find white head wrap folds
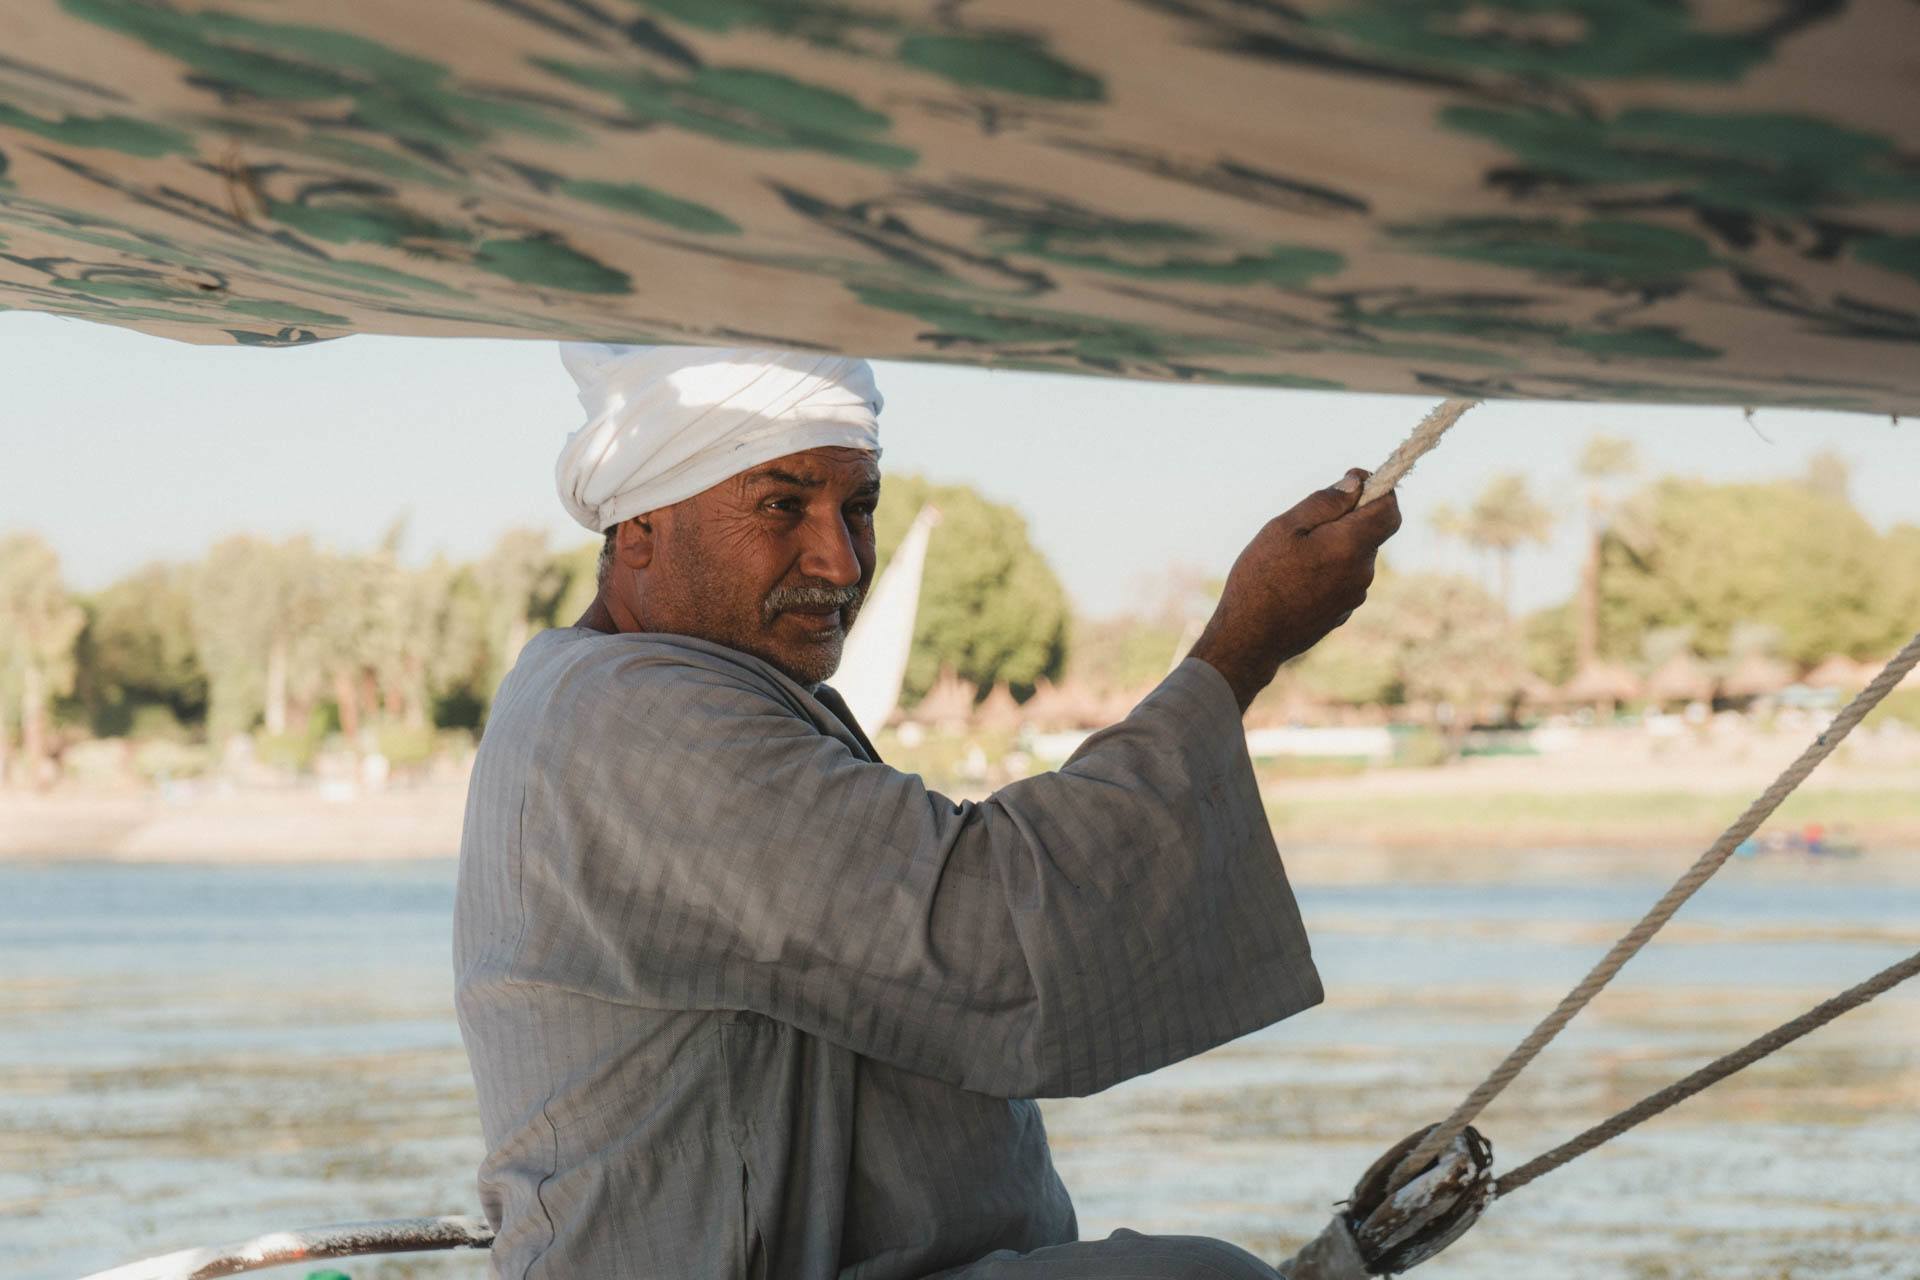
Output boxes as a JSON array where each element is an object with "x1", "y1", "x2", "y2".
[{"x1": 555, "y1": 344, "x2": 884, "y2": 532}]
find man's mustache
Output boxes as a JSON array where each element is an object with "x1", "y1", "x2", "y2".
[{"x1": 763, "y1": 582, "x2": 863, "y2": 623}]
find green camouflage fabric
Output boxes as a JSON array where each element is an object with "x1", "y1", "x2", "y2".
[{"x1": 3, "y1": 1, "x2": 1918, "y2": 411}]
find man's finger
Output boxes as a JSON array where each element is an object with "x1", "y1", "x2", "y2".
[
  {"x1": 1348, "y1": 488, "x2": 1403, "y2": 544},
  {"x1": 1282, "y1": 468, "x2": 1370, "y2": 532},
  {"x1": 1313, "y1": 488, "x2": 1401, "y2": 558}
]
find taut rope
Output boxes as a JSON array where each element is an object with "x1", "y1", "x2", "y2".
[
  {"x1": 1281, "y1": 400, "x2": 1920, "y2": 1277},
  {"x1": 1391, "y1": 627, "x2": 1920, "y2": 1182},
  {"x1": 1493, "y1": 946, "x2": 1920, "y2": 1197},
  {"x1": 1358, "y1": 399, "x2": 1476, "y2": 508}
]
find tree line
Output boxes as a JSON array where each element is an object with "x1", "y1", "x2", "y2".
[
  {"x1": 1282, "y1": 441, "x2": 1919, "y2": 717},
  {"x1": 0, "y1": 479, "x2": 1069, "y2": 783},
  {"x1": 3, "y1": 444, "x2": 1915, "y2": 782}
]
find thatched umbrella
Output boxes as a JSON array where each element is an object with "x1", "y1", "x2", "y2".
[
  {"x1": 1247, "y1": 680, "x2": 1327, "y2": 728},
  {"x1": 974, "y1": 683, "x2": 1022, "y2": 734},
  {"x1": 909, "y1": 668, "x2": 976, "y2": 732},
  {"x1": 1803, "y1": 654, "x2": 1874, "y2": 691},
  {"x1": 1508, "y1": 668, "x2": 1558, "y2": 707},
  {"x1": 1562, "y1": 661, "x2": 1643, "y2": 711},
  {"x1": 1018, "y1": 679, "x2": 1092, "y2": 732},
  {"x1": 1722, "y1": 652, "x2": 1795, "y2": 701},
  {"x1": 1646, "y1": 652, "x2": 1715, "y2": 706},
  {"x1": 1100, "y1": 685, "x2": 1155, "y2": 726}
]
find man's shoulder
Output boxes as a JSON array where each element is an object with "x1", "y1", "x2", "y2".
[{"x1": 504, "y1": 628, "x2": 810, "y2": 727}]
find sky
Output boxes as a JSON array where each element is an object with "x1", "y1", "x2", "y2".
[{"x1": 3, "y1": 310, "x2": 1917, "y2": 618}]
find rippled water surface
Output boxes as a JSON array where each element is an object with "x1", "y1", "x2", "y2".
[{"x1": 4, "y1": 859, "x2": 1915, "y2": 1279}]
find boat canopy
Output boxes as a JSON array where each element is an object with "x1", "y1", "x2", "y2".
[{"x1": 3, "y1": 2, "x2": 1917, "y2": 413}]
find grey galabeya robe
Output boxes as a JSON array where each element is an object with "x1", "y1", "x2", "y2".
[{"x1": 454, "y1": 630, "x2": 1322, "y2": 1278}]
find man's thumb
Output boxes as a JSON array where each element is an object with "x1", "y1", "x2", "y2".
[{"x1": 1283, "y1": 469, "x2": 1369, "y2": 531}]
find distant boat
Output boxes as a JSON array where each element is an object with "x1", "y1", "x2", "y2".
[{"x1": 1734, "y1": 829, "x2": 1865, "y2": 860}]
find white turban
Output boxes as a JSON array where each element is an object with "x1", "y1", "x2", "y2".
[{"x1": 555, "y1": 343, "x2": 884, "y2": 532}]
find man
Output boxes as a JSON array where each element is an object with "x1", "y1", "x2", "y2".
[{"x1": 455, "y1": 344, "x2": 1401, "y2": 1279}]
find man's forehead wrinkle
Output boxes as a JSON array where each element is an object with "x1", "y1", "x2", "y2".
[{"x1": 754, "y1": 467, "x2": 828, "y2": 489}]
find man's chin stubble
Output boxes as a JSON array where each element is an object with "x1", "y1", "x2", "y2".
[
  {"x1": 791, "y1": 636, "x2": 845, "y2": 685},
  {"x1": 748, "y1": 626, "x2": 844, "y2": 686}
]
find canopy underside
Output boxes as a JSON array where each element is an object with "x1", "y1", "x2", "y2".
[{"x1": 3, "y1": 0, "x2": 1918, "y2": 413}]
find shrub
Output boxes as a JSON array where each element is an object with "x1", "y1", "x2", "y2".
[{"x1": 376, "y1": 723, "x2": 438, "y2": 770}]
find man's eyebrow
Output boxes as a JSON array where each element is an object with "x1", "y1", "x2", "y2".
[
  {"x1": 750, "y1": 468, "x2": 826, "y2": 489},
  {"x1": 850, "y1": 479, "x2": 881, "y2": 499}
]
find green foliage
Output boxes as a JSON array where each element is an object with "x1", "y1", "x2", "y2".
[
  {"x1": 1874, "y1": 688, "x2": 1920, "y2": 730},
  {"x1": 1431, "y1": 470, "x2": 1555, "y2": 611},
  {"x1": 551, "y1": 538, "x2": 602, "y2": 630},
  {"x1": 1880, "y1": 524, "x2": 1920, "y2": 632},
  {"x1": 1579, "y1": 433, "x2": 1638, "y2": 481},
  {"x1": 13, "y1": 451, "x2": 1912, "y2": 781},
  {"x1": 255, "y1": 724, "x2": 324, "y2": 772},
  {"x1": 0, "y1": 533, "x2": 85, "y2": 693},
  {"x1": 1292, "y1": 567, "x2": 1522, "y2": 712},
  {"x1": 874, "y1": 724, "x2": 1024, "y2": 794},
  {"x1": 1064, "y1": 614, "x2": 1184, "y2": 691},
  {"x1": 375, "y1": 721, "x2": 437, "y2": 769},
  {"x1": 1391, "y1": 574, "x2": 1527, "y2": 711},
  {"x1": 1392, "y1": 727, "x2": 1453, "y2": 769},
  {"x1": 131, "y1": 736, "x2": 212, "y2": 781},
  {"x1": 1439, "y1": 471, "x2": 1557, "y2": 553},
  {"x1": 1597, "y1": 477, "x2": 1899, "y2": 664},
  {"x1": 872, "y1": 475, "x2": 1068, "y2": 700},
  {"x1": 1289, "y1": 603, "x2": 1401, "y2": 705},
  {"x1": 189, "y1": 534, "x2": 321, "y2": 737},
  {"x1": 0, "y1": 533, "x2": 87, "y2": 766},
  {"x1": 126, "y1": 702, "x2": 191, "y2": 741},
  {"x1": 74, "y1": 562, "x2": 207, "y2": 735},
  {"x1": 473, "y1": 528, "x2": 571, "y2": 699},
  {"x1": 1800, "y1": 449, "x2": 1852, "y2": 504},
  {"x1": 1524, "y1": 602, "x2": 1578, "y2": 685}
]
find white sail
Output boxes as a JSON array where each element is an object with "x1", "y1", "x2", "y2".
[{"x1": 836, "y1": 505, "x2": 938, "y2": 734}]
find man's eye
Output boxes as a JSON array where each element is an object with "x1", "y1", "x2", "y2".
[
  {"x1": 847, "y1": 504, "x2": 876, "y2": 524},
  {"x1": 766, "y1": 497, "x2": 802, "y2": 513}
]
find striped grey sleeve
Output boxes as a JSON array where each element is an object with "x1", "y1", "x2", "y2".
[{"x1": 514, "y1": 653, "x2": 1320, "y2": 1099}]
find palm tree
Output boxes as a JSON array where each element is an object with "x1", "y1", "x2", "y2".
[
  {"x1": 0, "y1": 534, "x2": 85, "y2": 785},
  {"x1": 1576, "y1": 434, "x2": 1638, "y2": 669},
  {"x1": 1432, "y1": 472, "x2": 1555, "y2": 616}
]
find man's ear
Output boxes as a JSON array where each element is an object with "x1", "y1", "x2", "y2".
[{"x1": 613, "y1": 515, "x2": 656, "y2": 570}]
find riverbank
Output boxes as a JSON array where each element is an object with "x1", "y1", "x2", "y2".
[
  {"x1": 1261, "y1": 729, "x2": 1920, "y2": 861},
  {"x1": 1266, "y1": 786, "x2": 1920, "y2": 851},
  {"x1": 0, "y1": 784, "x2": 468, "y2": 862},
  {"x1": 4, "y1": 774, "x2": 1917, "y2": 882}
]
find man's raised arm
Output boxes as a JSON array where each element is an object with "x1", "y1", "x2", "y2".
[
  {"x1": 1190, "y1": 468, "x2": 1402, "y2": 711},
  {"x1": 507, "y1": 473, "x2": 1400, "y2": 1098}
]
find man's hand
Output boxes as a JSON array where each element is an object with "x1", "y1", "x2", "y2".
[{"x1": 1189, "y1": 469, "x2": 1402, "y2": 711}]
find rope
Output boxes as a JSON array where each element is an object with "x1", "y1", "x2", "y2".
[
  {"x1": 1303, "y1": 398, "x2": 1919, "y2": 1259},
  {"x1": 1358, "y1": 398, "x2": 1477, "y2": 508},
  {"x1": 1391, "y1": 628, "x2": 1920, "y2": 1182},
  {"x1": 1493, "y1": 947, "x2": 1920, "y2": 1197}
]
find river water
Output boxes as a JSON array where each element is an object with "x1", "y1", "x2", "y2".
[{"x1": 3, "y1": 857, "x2": 1915, "y2": 1279}]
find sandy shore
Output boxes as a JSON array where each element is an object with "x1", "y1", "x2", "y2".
[
  {"x1": 0, "y1": 784, "x2": 469, "y2": 862},
  {"x1": 5, "y1": 724, "x2": 1916, "y2": 877},
  {"x1": 5, "y1": 777, "x2": 1917, "y2": 887}
]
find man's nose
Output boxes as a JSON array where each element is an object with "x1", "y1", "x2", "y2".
[{"x1": 800, "y1": 513, "x2": 863, "y2": 587}]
